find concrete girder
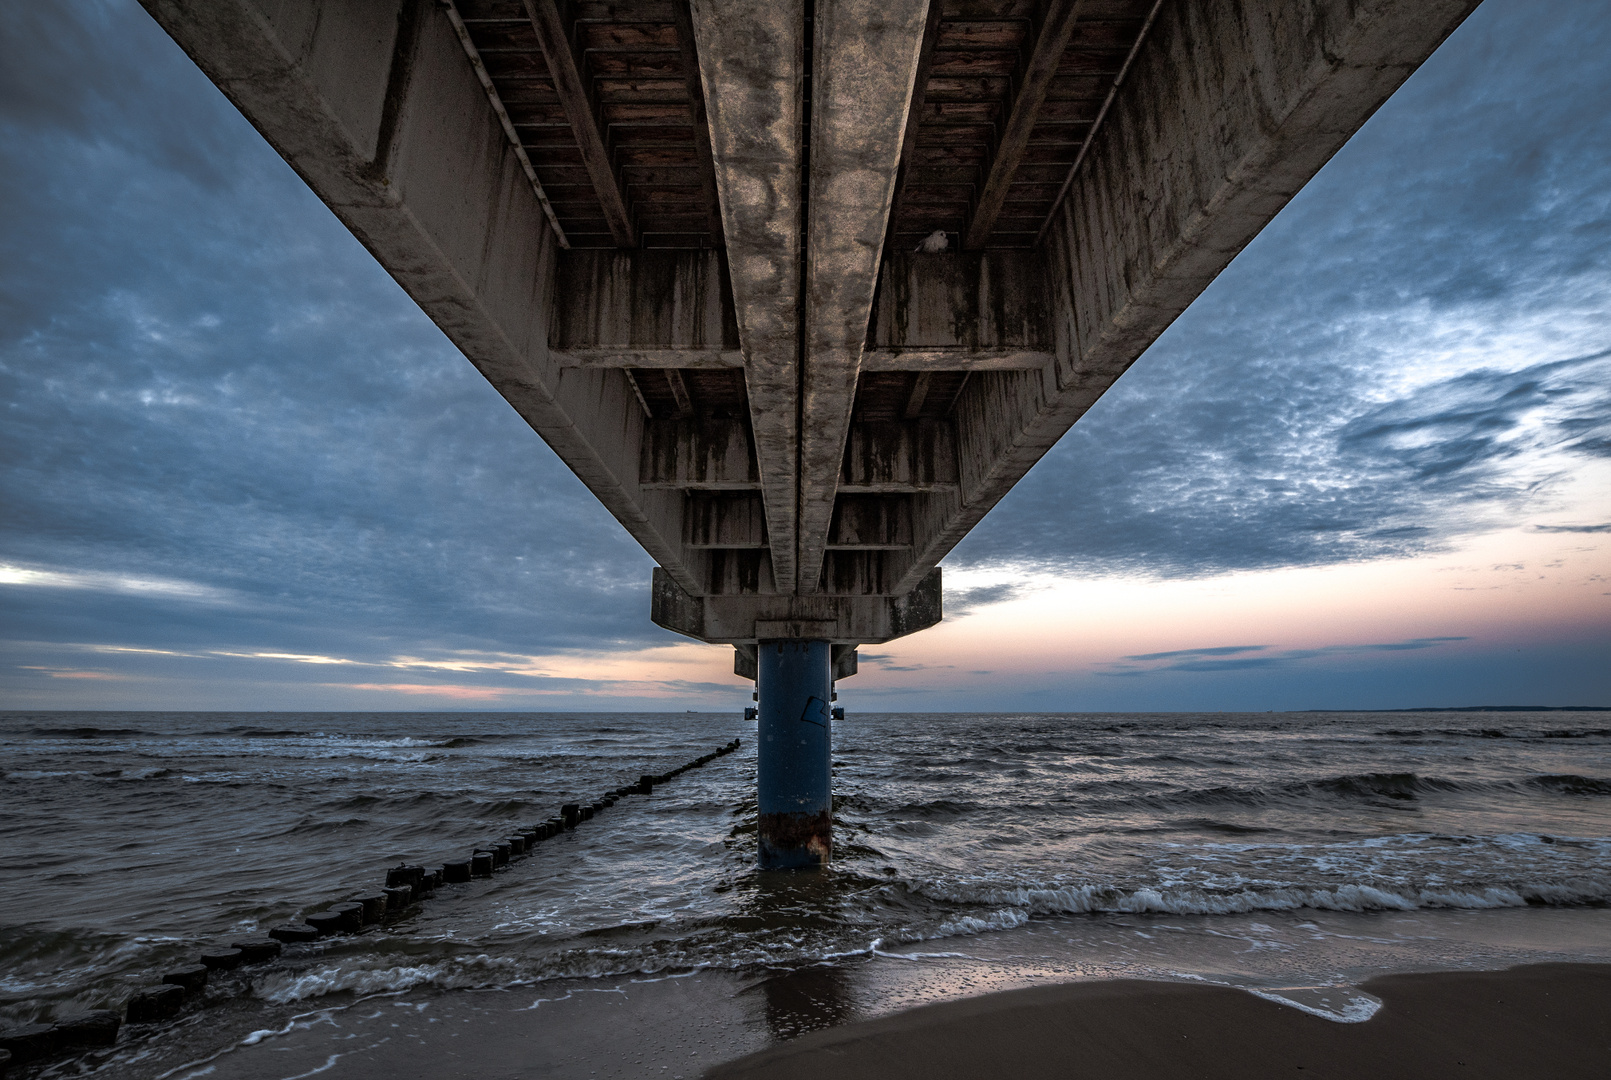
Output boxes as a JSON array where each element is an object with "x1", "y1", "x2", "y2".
[
  {"x1": 651, "y1": 567, "x2": 942, "y2": 645},
  {"x1": 640, "y1": 420, "x2": 758, "y2": 491},
  {"x1": 882, "y1": 0, "x2": 945, "y2": 265},
  {"x1": 839, "y1": 422, "x2": 959, "y2": 493},
  {"x1": 555, "y1": 349, "x2": 745, "y2": 370},
  {"x1": 549, "y1": 251, "x2": 738, "y2": 357},
  {"x1": 521, "y1": 0, "x2": 636, "y2": 247},
  {"x1": 689, "y1": 0, "x2": 805, "y2": 594},
  {"x1": 871, "y1": 252, "x2": 1053, "y2": 356},
  {"x1": 135, "y1": 0, "x2": 709, "y2": 597},
  {"x1": 669, "y1": 0, "x2": 726, "y2": 246},
  {"x1": 863, "y1": 350, "x2": 1052, "y2": 372},
  {"x1": 684, "y1": 493, "x2": 769, "y2": 549},
  {"x1": 962, "y1": 0, "x2": 1086, "y2": 250},
  {"x1": 890, "y1": 0, "x2": 1482, "y2": 595},
  {"x1": 796, "y1": 0, "x2": 933, "y2": 594},
  {"x1": 828, "y1": 495, "x2": 914, "y2": 550},
  {"x1": 557, "y1": 348, "x2": 1050, "y2": 373}
]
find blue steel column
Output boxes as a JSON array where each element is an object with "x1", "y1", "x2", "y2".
[{"x1": 755, "y1": 639, "x2": 833, "y2": 868}]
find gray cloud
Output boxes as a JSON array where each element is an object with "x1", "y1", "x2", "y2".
[
  {"x1": 944, "y1": 582, "x2": 1028, "y2": 616},
  {"x1": 1124, "y1": 646, "x2": 1266, "y2": 662},
  {"x1": 855, "y1": 652, "x2": 950, "y2": 674},
  {"x1": 1103, "y1": 637, "x2": 1474, "y2": 677}
]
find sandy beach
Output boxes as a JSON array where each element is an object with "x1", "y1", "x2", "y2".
[
  {"x1": 708, "y1": 962, "x2": 1610, "y2": 1080},
  {"x1": 59, "y1": 958, "x2": 1606, "y2": 1080}
]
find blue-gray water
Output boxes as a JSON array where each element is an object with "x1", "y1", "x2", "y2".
[{"x1": 3, "y1": 710, "x2": 1610, "y2": 1067}]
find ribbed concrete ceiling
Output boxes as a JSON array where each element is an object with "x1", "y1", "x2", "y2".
[{"x1": 449, "y1": 0, "x2": 1161, "y2": 251}]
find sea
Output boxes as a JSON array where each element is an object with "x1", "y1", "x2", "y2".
[{"x1": 3, "y1": 710, "x2": 1609, "y2": 1077}]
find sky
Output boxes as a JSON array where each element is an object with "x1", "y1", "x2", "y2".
[{"x1": 1, "y1": 0, "x2": 1607, "y2": 713}]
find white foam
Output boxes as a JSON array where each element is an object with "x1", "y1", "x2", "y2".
[
  {"x1": 255, "y1": 964, "x2": 450, "y2": 1004},
  {"x1": 911, "y1": 874, "x2": 1611, "y2": 919},
  {"x1": 1247, "y1": 986, "x2": 1383, "y2": 1023}
]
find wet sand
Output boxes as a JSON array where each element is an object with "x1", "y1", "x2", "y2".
[
  {"x1": 707, "y1": 962, "x2": 1611, "y2": 1080},
  {"x1": 75, "y1": 960, "x2": 1606, "y2": 1080}
]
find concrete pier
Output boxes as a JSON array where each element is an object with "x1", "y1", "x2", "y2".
[
  {"x1": 756, "y1": 640, "x2": 834, "y2": 869},
  {"x1": 136, "y1": 0, "x2": 1482, "y2": 867}
]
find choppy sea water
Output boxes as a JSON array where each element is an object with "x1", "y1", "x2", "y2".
[{"x1": 3, "y1": 710, "x2": 1609, "y2": 1073}]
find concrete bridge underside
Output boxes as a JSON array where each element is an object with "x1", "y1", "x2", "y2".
[{"x1": 142, "y1": 0, "x2": 1480, "y2": 865}]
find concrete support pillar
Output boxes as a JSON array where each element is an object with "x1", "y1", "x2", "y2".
[{"x1": 755, "y1": 639, "x2": 833, "y2": 868}]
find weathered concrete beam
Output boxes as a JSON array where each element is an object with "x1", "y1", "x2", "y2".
[
  {"x1": 840, "y1": 421, "x2": 959, "y2": 493},
  {"x1": 690, "y1": 0, "x2": 805, "y2": 593},
  {"x1": 821, "y1": 550, "x2": 914, "y2": 596},
  {"x1": 902, "y1": 372, "x2": 933, "y2": 419},
  {"x1": 894, "y1": 0, "x2": 1483, "y2": 593},
  {"x1": 882, "y1": 0, "x2": 945, "y2": 264},
  {"x1": 870, "y1": 251, "x2": 1052, "y2": 355},
  {"x1": 558, "y1": 346, "x2": 1046, "y2": 372},
  {"x1": 137, "y1": 0, "x2": 702, "y2": 595},
  {"x1": 798, "y1": 0, "x2": 932, "y2": 594},
  {"x1": 556, "y1": 348, "x2": 744, "y2": 369},
  {"x1": 860, "y1": 348, "x2": 1053, "y2": 372},
  {"x1": 522, "y1": 0, "x2": 636, "y2": 247},
  {"x1": 664, "y1": 369, "x2": 694, "y2": 416},
  {"x1": 557, "y1": 346, "x2": 1047, "y2": 372},
  {"x1": 963, "y1": 0, "x2": 1085, "y2": 249},
  {"x1": 685, "y1": 494, "x2": 769, "y2": 549},
  {"x1": 640, "y1": 419, "x2": 759, "y2": 490},
  {"x1": 554, "y1": 246, "x2": 1050, "y2": 372},
  {"x1": 828, "y1": 495, "x2": 913, "y2": 549},
  {"x1": 652, "y1": 567, "x2": 941, "y2": 644},
  {"x1": 704, "y1": 549, "x2": 777, "y2": 595},
  {"x1": 670, "y1": 0, "x2": 725, "y2": 245},
  {"x1": 549, "y1": 250, "x2": 737, "y2": 354}
]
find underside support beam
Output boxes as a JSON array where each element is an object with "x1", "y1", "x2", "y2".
[
  {"x1": 523, "y1": 0, "x2": 636, "y2": 247},
  {"x1": 690, "y1": 0, "x2": 805, "y2": 593},
  {"x1": 962, "y1": 0, "x2": 1085, "y2": 250},
  {"x1": 798, "y1": 0, "x2": 933, "y2": 593}
]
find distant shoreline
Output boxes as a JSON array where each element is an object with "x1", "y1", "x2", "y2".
[{"x1": 1307, "y1": 705, "x2": 1611, "y2": 713}]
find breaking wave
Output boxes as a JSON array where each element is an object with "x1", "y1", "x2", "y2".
[{"x1": 912, "y1": 877, "x2": 1611, "y2": 917}]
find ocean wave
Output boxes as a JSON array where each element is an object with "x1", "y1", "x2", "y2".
[
  {"x1": 194, "y1": 728, "x2": 312, "y2": 737},
  {"x1": 884, "y1": 799, "x2": 982, "y2": 819},
  {"x1": 1296, "y1": 772, "x2": 1458, "y2": 800},
  {"x1": 278, "y1": 816, "x2": 371, "y2": 834},
  {"x1": 1530, "y1": 774, "x2": 1611, "y2": 796},
  {"x1": 1376, "y1": 727, "x2": 1611, "y2": 740},
  {"x1": 1114, "y1": 771, "x2": 1461, "y2": 811},
  {"x1": 252, "y1": 952, "x2": 717, "y2": 1004},
  {"x1": 1104, "y1": 770, "x2": 1594, "y2": 812},
  {"x1": 28, "y1": 726, "x2": 148, "y2": 738},
  {"x1": 923, "y1": 908, "x2": 1030, "y2": 938},
  {"x1": 254, "y1": 962, "x2": 477, "y2": 1004},
  {"x1": 911, "y1": 874, "x2": 1611, "y2": 917}
]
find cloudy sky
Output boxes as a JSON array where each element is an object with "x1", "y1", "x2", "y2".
[{"x1": 1, "y1": 0, "x2": 1607, "y2": 712}]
